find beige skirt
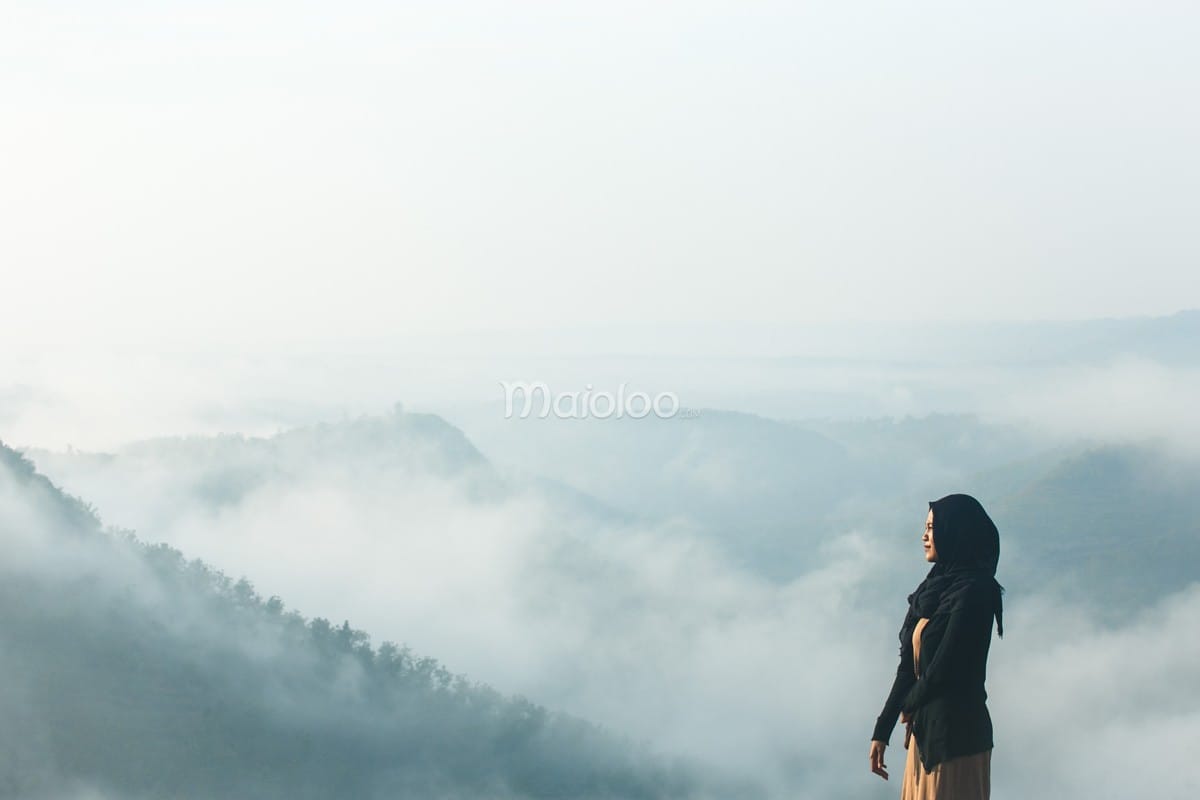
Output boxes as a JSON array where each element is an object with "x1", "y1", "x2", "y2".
[{"x1": 900, "y1": 731, "x2": 991, "y2": 800}]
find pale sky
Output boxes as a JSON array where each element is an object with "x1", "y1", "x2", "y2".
[{"x1": 2, "y1": 1, "x2": 1198, "y2": 350}]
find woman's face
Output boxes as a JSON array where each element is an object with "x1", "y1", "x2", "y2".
[{"x1": 923, "y1": 509, "x2": 938, "y2": 562}]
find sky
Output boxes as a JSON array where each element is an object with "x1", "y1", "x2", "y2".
[
  {"x1": 2, "y1": 1, "x2": 1199, "y2": 353},
  {"x1": 3, "y1": 7, "x2": 1199, "y2": 794}
]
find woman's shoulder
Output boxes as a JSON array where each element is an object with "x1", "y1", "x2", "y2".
[{"x1": 935, "y1": 574, "x2": 998, "y2": 614}]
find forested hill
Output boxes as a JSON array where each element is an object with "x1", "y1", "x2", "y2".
[
  {"x1": 0, "y1": 442, "x2": 753, "y2": 800},
  {"x1": 983, "y1": 441, "x2": 1200, "y2": 615}
]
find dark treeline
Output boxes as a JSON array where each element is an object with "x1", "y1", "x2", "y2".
[{"x1": 0, "y1": 443, "x2": 756, "y2": 799}]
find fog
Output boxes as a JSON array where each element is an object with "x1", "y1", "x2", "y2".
[
  {"x1": 4, "y1": 315, "x2": 1199, "y2": 798},
  {"x1": 3, "y1": 312, "x2": 1199, "y2": 455},
  {"x1": 3, "y1": 1, "x2": 1199, "y2": 795},
  {"x1": 13, "y1": 373, "x2": 1200, "y2": 797}
]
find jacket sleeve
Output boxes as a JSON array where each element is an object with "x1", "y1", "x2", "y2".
[
  {"x1": 900, "y1": 588, "x2": 981, "y2": 714},
  {"x1": 871, "y1": 627, "x2": 916, "y2": 743}
]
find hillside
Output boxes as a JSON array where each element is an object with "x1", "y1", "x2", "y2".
[
  {"x1": 984, "y1": 442, "x2": 1200, "y2": 615},
  {"x1": 0, "y1": 442, "x2": 751, "y2": 800}
]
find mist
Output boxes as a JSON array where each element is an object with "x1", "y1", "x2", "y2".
[
  {"x1": 15, "y1": 383, "x2": 1200, "y2": 797},
  {"x1": 4, "y1": 0, "x2": 1198, "y2": 796}
]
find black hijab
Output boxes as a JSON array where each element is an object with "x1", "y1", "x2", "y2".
[{"x1": 903, "y1": 493, "x2": 1004, "y2": 642}]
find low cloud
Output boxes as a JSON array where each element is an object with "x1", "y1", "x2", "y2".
[{"x1": 24, "y1": 429, "x2": 1200, "y2": 798}]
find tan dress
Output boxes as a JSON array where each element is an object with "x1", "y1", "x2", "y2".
[{"x1": 900, "y1": 617, "x2": 991, "y2": 800}]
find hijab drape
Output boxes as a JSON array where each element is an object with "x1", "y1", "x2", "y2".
[{"x1": 902, "y1": 493, "x2": 1004, "y2": 648}]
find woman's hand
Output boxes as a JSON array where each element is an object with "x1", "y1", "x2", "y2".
[
  {"x1": 900, "y1": 709, "x2": 912, "y2": 724},
  {"x1": 869, "y1": 740, "x2": 889, "y2": 780}
]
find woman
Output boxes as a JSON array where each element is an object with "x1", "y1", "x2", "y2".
[{"x1": 868, "y1": 493, "x2": 1004, "y2": 799}]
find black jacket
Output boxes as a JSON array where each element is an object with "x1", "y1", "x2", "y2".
[{"x1": 872, "y1": 577, "x2": 996, "y2": 772}]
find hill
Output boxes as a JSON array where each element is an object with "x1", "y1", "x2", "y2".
[{"x1": 0, "y1": 442, "x2": 751, "y2": 799}]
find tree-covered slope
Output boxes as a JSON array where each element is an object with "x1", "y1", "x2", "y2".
[
  {"x1": 984, "y1": 441, "x2": 1200, "y2": 615},
  {"x1": 0, "y1": 442, "x2": 750, "y2": 800}
]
